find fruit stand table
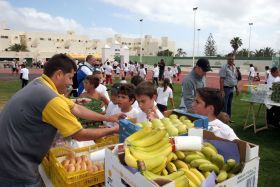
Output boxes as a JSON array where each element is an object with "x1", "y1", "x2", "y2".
[{"x1": 241, "y1": 90, "x2": 280, "y2": 133}]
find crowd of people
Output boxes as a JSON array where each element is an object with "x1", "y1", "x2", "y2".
[{"x1": 0, "y1": 53, "x2": 279, "y2": 185}]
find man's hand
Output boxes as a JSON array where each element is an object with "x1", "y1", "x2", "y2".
[
  {"x1": 108, "y1": 113, "x2": 126, "y2": 122},
  {"x1": 236, "y1": 89, "x2": 240, "y2": 96},
  {"x1": 111, "y1": 124, "x2": 119, "y2": 133}
]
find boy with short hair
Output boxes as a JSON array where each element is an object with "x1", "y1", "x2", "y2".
[
  {"x1": 135, "y1": 81, "x2": 164, "y2": 122},
  {"x1": 192, "y1": 87, "x2": 238, "y2": 141},
  {"x1": 113, "y1": 83, "x2": 139, "y2": 120}
]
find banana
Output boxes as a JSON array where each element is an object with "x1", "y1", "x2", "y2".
[
  {"x1": 171, "y1": 152, "x2": 178, "y2": 161},
  {"x1": 166, "y1": 162, "x2": 177, "y2": 173},
  {"x1": 227, "y1": 173, "x2": 235, "y2": 179},
  {"x1": 130, "y1": 143, "x2": 172, "y2": 160},
  {"x1": 174, "y1": 175, "x2": 189, "y2": 187},
  {"x1": 227, "y1": 159, "x2": 236, "y2": 168},
  {"x1": 201, "y1": 146, "x2": 217, "y2": 159},
  {"x1": 193, "y1": 151, "x2": 206, "y2": 158},
  {"x1": 199, "y1": 163, "x2": 220, "y2": 174},
  {"x1": 128, "y1": 130, "x2": 167, "y2": 147},
  {"x1": 203, "y1": 142, "x2": 218, "y2": 153},
  {"x1": 185, "y1": 153, "x2": 204, "y2": 163},
  {"x1": 190, "y1": 168, "x2": 206, "y2": 183},
  {"x1": 175, "y1": 151, "x2": 185, "y2": 160},
  {"x1": 190, "y1": 158, "x2": 211, "y2": 168},
  {"x1": 126, "y1": 126, "x2": 152, "y2": 142},
  {"x1": 184, "y1": 169, "x2": 201, "y2": 187},
  {"x1": 167, "y1": 153, "x2": 173, "y2": 164},
  {"x1": 132, "y1": 138, "x2": 169, "y2": 152},
  {"x1": 229, "y1": 163, "x2": 242, "y2": 174},
  {"x1": 212, "y1": 154, "x2": 225, "y2": 169},
  {"x1": 174, "y1": 160, "x2": 189, "y2": 170},
  {"x1": 150, "y1": 157, "x2": 167, "y2": 174},
  {"x1": 203, "y1": 171, "x2": 211, "y2": 178},
  {"x1": 161, "y1": 169, "x2": 169, "y2": 176},
  {"x1": 216, "y1": 170, "x2": 228, "y2": 183},
  {"x1": 188, "y1": 179, "x2": 197, "y2": 187},
  {"x1": 142, "y1": 170, "x2": 185, "y2": 181},
  {"x1": 222, "y1": 164, "x2": 231, "y2": 172},
  {"x1": 124, "y1": 147, "x2": 166, "y2": 170}
]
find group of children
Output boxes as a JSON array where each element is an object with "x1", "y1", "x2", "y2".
[{"x1": 78, "y1": 70, "x2": 238, "y2": 141}]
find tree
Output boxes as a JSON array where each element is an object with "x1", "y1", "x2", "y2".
[
  {"x1": 236, "y1": 48, "x2": 249, "y2": 57},
  {"x1": 175, "y1": 48, "x2": 187, "y2": 57},
  {"x1": 230, "y1": 37, "x2": 243, "y2": 54},
  {"x1": 7, "y1": 44, "x2": 28, "y2": 52},
  {"x1": 262, "y1": 47, "x2": 275, "y2": 57},
  {"x1": 254, "y1": 49, "x2": 264, "y2": 57},
  {"x1": 204, "y1": 33, "x2": 217, "y2": 56},
  {"x1": 157, "y1": 49, "x2": 173, "y2": 56}
]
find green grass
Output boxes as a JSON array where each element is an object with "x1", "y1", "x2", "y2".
[{"x1": 0, "y1": 80, "x2": 280, "y2": 187}]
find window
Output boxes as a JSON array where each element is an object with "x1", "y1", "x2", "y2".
[
  {"x1": 15, "y1": 36, "x2": 18, "y2": 39},
  {"x1": 65, "y1": 46, "x2": 69, "y2": 49},
  {"x1": 29, "y1": 38, "x2": 32, "y2": 41},
  {"x1": 57, "y1": 39, "x2": 59, "y2": 42},
  {"x1": 40, "y1": 38, "x2": 44, "y2": 40},
  {"x1": 48, "y1": 38, "x2": 51, "y2": 41},
  {"x1": 1, "y1": 35, "x2": 8, "y2": 39}
]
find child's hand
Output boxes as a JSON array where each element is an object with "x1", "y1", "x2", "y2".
[{"x1": 147, "y1": 107, "x2": 158, "y2": 121}]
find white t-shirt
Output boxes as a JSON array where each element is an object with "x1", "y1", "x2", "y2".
[
  {"x1": 172, "y1": 67, "x2": 178, "y2": 75},
  {"x1": 208, "y1": 119, "x2": 239, "y2": 141},
  {"x1": 80, "y1": 62, "x2": 93, "y2": 76},
  {"x1": 104, "y1": 101, "x2": 120, "y2": 127},
  {"x1": 267, "y1": 74, "x2": 280, "y2": 88},
  {"x1": 139, "y1": 68, "x2": 146, "y2": 79},
  {"x1": 116, "y1": 67, "x2": 121, "y2": 74},
  {"x1": 249, "y1": 67, "x2": 255, "y2": 77},
  {"x1": 96, "y1": 84, "x2": 110, "y2": 101},
  {"x1": 136, "y1": 109, "x2": 164, "y2": 123},
  {"x1": 20, "y1": 68, "x2": 29, "y2": 80},
  {"x1": 105, "y1": 65, "x2": 113, "y2": 75},
  {"x1": 129, "y1": 64, "x2": 136, "y2": 73},
  {"x1": 156, "y1": 87, "x2": 173, "y2": 106},
  {"x1": 164, "y1": 70, "x2": 173, "y2": 83},
  {"x1": 153, "y1": 67, "x2": 159, "y2": 78}
]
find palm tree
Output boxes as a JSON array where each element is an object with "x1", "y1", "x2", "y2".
[
  {"x1": 230, "y1": 37, "x2": 243, "y2": 54},
  {"x1": 7, "y1": 44, "x2": 28, "y2": 52},
  {"x1": 237, "y1": 48, "x2": 249, "y2": 57},
  {"x1": 254, "y1": 49, "x2": 264, "y2": 57},
  {"x1": 262, "y1": 47, "x2": 275, "y2": 57}
]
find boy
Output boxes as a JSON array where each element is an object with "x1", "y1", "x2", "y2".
[
  {"x1": 113, "y1": 83, "x2": 139, "y2": 120},
  {"x1": 135, "y1": 81, "x2": 164, "y2": 122},
  {"x1": 152, "y1": 63, "x2": 159, "y2": 86},
  {"x1": 192, "y1": 87, "x2": 238, "y2": 141},
  {"x1": 104, "y1": 83, "x2": 121, "y2": 127},
  {"x1": 138, "y1": 64, "x2": 146, "y2": 79}
]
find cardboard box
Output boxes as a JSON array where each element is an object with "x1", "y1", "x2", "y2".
[
  {"x1": 119, "y1": 109, "x2": 208, "y2": 143},
  {"x1": 105, "y1": 129, "x2": 259, "y2": 187}
]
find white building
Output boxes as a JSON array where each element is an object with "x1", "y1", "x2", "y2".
[{"x1": 0, "y1": 29, "x2": 176, "y2": 59}]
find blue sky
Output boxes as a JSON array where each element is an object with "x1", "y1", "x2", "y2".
[{"x1": 1, "y1": 0, "x2": 280, "y2": 55}]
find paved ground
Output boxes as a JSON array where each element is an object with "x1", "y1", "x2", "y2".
[{"x1": 0, "y1": 67, "x2": 265, "y2": 89}]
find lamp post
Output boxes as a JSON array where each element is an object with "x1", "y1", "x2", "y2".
[
  {"x1": 248, "y1": 22, "x2": 253, "y2": 58},
  {"x1": 192, "y1": 7, "x2": 198, "y2": 67},
  {"x1": 197, "y1": 28, "x2": 201, "y2": 57},
  {"x1": 139, "y1": 19, "x2": 143, "y2": 63}
]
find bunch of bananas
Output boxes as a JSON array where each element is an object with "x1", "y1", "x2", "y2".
[{"x1": 124, "y1": 127, "x2": 242, "y2": 187}]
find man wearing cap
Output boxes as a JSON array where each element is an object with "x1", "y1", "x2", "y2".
[
  {"x1": 180, "y1": 58, "x2": 212, "y2": 112},
  {"x1": 219, "y1": 53, "x2": 240, "y2": 122}
]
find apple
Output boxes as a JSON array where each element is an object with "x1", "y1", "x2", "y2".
[
  {"x1": 169, "y1": 114, "x2": 178, "y2": 120},
  {"x1": 166, "y1": 126, "x2": 179, "y2": 136},
  {"x1": 179, "y1": 116, "x2": 188, "y2": 122},
  {"x1": 177, "y1": 125, "x2": 187, "y2": 134},
  {"x1": 151, "y1": 119, "x2": 164, "y2": 129},
  {"x1": 135, "y1": 123, "x2": 143, "y2": 128}
]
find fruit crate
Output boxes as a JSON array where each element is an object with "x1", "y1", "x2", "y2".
[
  {"x1": 95, "y1": 134, "x2": 119, "y2": 144},
  {"x1": 41, "y1": 155, "x2": 50, "y2": 178},
  {"x1": 119, "y1": 109, "x2": 208, "y2": 143},
  {"x1": 49, "y1": 142, "x2": 112, "y2": 187}
]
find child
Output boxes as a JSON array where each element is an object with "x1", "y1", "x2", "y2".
[
  {"x1": 104, "y1": 61, "x2": 113, "y2": 85},
  {"x1": 104, "y1": 83, "x2": 121, "y2": 127},
  {"x1": 80, "y1": 75, "x2": 109, "y2": 112},
  {"x1": 138, "y1": 64, "x2": 146, "y2": 80},
  {"x1": 19, "y1": 64, "x2": 29, "y2": 88},
  {"x1": 152, "y1": 63, "x2": 159, "y2": 86},
  {"x1": 92, "y1": 71, "x2": 110, "y2": 101},
  {"x1": 217, "y1": 112, "x2": 230, "y2": 125},
  {"x1": 192, "y1": 87, "x2": 238, "y2": 141},
  {"x1": 156, "y1": 78, "x2": 175, "y2": 113},
  {"x1": 116, "y1": 64, "x2": 121, "y2": 78},
  {"x1": 113, "y1": 83, "x2": 139, "y2": 120},
  {"x1": 135, "y1": 81, "x2": 164, "y2": 122},
  {"x1": 164, "y1": 66, "x2": 173, "y2": 90}
]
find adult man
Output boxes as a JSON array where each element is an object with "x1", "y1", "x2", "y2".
[
  {"x1": 0, "y1": 54, "x2": 124, "y2": 186},
  {"x1": 76, "y1": 55, "x2": 99, "y2": 96},
  {"x1": 219, "y1": 53, "x2": 240, "y2": 122},
  {"x1": 179, "y1": 58, "x2": 212, "y2": 112}
]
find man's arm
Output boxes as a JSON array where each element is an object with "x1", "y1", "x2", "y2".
[
  {"x1": 71, "y1": 104, "x2": 125, "y2": 122},
  {"x1": 182, "y1": 80, "x2": 195, "y2": 111},
  {"x1": 220, "y1": 77, "x2": 225, "y2": 91},
  {"x1": 71, "y1": 126, "x2": 119, "y2": 141}
]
